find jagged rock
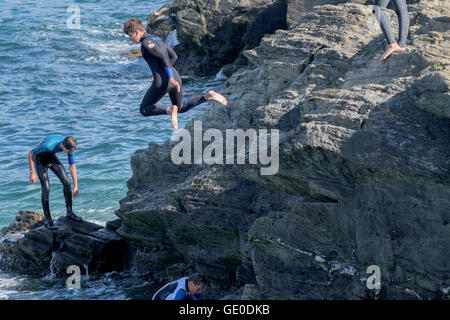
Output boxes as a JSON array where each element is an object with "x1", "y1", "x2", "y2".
[
  {"x1": 106, "y1": 219, "x2": 123, "y2": 231},
  {"x1": 235, "y1": 1, "x2": 449, "y2": 299},
  {"x1": 1, "y1": 211, "x2": 44, "y2": 235},
  {"x1": 286, "y1": 0, "x2": 368, "y2": 28},
  {"x1": 146, "y1": 0, "x2": 289, "y2": 77},
  {"x1": 116, "y1": 0, "x2": 449, "y2": 300},
  {"x1": 145, "y1": 0, "x2": 371, "y2": 77},
  {"x1": 0, "y1": 211, "x2": 128, "y2": 277}
]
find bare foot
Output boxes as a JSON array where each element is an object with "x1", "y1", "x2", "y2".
[
  {"x1": 381, "y1": 42, "x2": 405, "y2": 61},
  {"x1": 170, "y1": 105, "x2": 178, "y2": 129},
  {"x1": 381, "y1": 43, "x2": 396, "y2": 61},
  {"x1": 395, "y1": 45, "x2": 407, "y2": 53},
  {"x1": 205, "y1": 90, "x2": 228, "y2": 106}
]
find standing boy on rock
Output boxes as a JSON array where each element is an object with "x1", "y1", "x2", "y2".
[
  {"x1": 123, "y1": 18, "x2": 228, "y2": 129},
  {"x1": 28, "y1": 135, "x2": 82, "y2": 230}
]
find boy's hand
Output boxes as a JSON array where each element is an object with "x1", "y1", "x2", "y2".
[
  {"x1": 170, "y1": 78, "x2": 181, "y2": 93},
  {"x1": 73, "y1": 186, "x2": 79, "y2": 198},
  {"x1": 30, "y1": 172, "x2": 37, "y2": 183}
]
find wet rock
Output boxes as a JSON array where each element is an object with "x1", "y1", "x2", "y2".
[
  {"x1": 106, "y1": 219, "x2": 122, "y2": 232},
  {"x1": 0, "y1": 212, "x2": 128, "y2": 278}
]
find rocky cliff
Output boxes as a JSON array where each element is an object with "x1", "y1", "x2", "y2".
[
  {"x1": 147, "y1": 0, "x2": 369, "y2": 77},
  {"x1": 1, "y1": 0, "x2": 448, "y2": 300},
  {"x1": 0, "y1": 211, "x2": 127, "y2": 277},
  {"x1": 116, "y1": 0, "x2": 450, "y2": 299},
  {"x1": 147, "y1": 0, "x2": 287, "y2": 77}
]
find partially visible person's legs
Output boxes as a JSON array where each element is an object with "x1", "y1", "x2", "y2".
[
  {"x1": 35, "y1": 155, "x2": 57, "y2": 229},
  {"x1": 393, "y1": 0, "x2": 409, "y2": 47},
  {"x1": 203, "y1": 90, "x2": 228, "y2": 107},
  {"x1": 48, "y1": 155, "x2": 81, "y2": 221},
  {"x1": 167, "y1": 88, "x2": 227, "y2": 129},
  {"x1": 36, "y1": 158, "x2": 51, "y2": 219},
  {"x1": 167, "y1": 76, "x2": 205, "y2": 129},
  {"x1": 373, "y1": 0, "x2": 408, "y2": 60},
  {"x1": 170, "y1": 91, "x2": 207, "y2": 114},
  {"x1": 168, "y1": 74, "x2": 227, "y2": 114},
  {"x1": 162, "y1": 73, "x2": 228, "y2": 129},
  {"x1": 140, "y1": 84, "x2": 170, "y2": 116},
  {"x1": 373, "y1": 0, "x2": 396, "y2": 45}
]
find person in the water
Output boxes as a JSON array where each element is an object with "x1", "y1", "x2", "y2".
[
  {"x1": 372, "y1": 0, "x2": 409, "y2": 61},
  {"x1": 162, "y1": 273, "x2": 206, "y2": 300},
  {"x1": 28, "y1": 135, "x2": 82, "y2": 230},
  {"x1": 123, "y1": 18, "x2": 228, "y2": 129}
]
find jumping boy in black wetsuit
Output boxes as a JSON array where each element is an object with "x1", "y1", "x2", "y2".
[
  {"x1": 123, "y1": 18, "x2": 228, "y2": 129},
  {"x1": 28, "y1": 135, "x2": 82, "y2": 230}
]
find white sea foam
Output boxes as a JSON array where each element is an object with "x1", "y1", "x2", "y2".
[
  {"x1": 215, "y1": 68, "x2": 228, "y2": 81},
  {"x1": 165, "y1": 29, "x2": 180, "y2": 47},
  {"x1": 441, "y1": 286, "x2": 450, "y2": 295},
  {"x1": 0, "y1": 272, "x2": 27, "y2": 299}
]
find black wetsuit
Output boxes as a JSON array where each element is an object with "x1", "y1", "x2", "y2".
[
  {"x1": 139, "y1": 33, "x2": 206, "y2": 116},
  {"x1": 32, "y1": 135, "x2": 74, "y2": 220}
]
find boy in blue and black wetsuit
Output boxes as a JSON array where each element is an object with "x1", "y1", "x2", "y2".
[
  {"x1": 165, "y1": 273, "x2": 206, "y2": 300},
  {"x1": 123, "y1": 18, "x2": 228, "y2": 129},
  {"x1": 28, "y1": 135, "x2": 82, "y2": 230}
]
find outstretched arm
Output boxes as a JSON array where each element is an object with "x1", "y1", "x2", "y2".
[
  {"x1": 69, "y1": 163, "x2": 78, "y2": 198},
  {"x1": 28, "y1": 151, "x2": 37, "y2": 183}
]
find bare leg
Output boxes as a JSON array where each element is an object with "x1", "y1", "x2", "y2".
[
  {"x1": 204, "y1": 90, "x2": 228, "y2": 105},
  {"x1": 166, "y1": 105, "x2": 179, "y2": 129}
]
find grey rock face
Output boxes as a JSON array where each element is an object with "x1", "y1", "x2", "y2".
[
  {"x1": 117, "y1": 1, "x2": 449, "y2": 300},
  {"x1": 286, "y1": 0, "x2": 368, "y2": 28},
  {"x1": 0, "y1": 211, "x2": 128, "y2": 277},
  {"x1": 147, "y1": 0, "x2": 289, "y2": 77},
  {"x1": 146, "y1": 0, "x2": 371, "y2": 77}
]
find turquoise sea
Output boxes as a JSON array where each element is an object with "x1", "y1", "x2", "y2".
[{"x1": 0, "y1": 0, "x2": 224, "y2": 299}]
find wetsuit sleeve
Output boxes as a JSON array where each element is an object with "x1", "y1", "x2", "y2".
[
  {"x1": 68, "y1": 153, "x2": 75, "y2": 165},
  {"x1": 164, "y1": 43, "x2": 178, "y2": 65},
  {"x1": 32, "y1": 137, "x2": 49, "y2": 155},
  {"x1": 173, "y1": 289, "x2": 187, "y2": 300},
  {"x1": 143, "y1": 40, "x2": 174, "y2": 78}
]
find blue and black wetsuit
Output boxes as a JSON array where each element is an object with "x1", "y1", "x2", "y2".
[
  {"x1": 139, "y1": 33, "x2": 206, "y2": 116},
  {"x1": 165, "y1": 277, "x2": 203, "y2": 300},
  {"x1": 32, "y1": 135, "x2": 75, "y2": 220}
]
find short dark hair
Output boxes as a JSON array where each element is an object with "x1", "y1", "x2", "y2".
[
  {"x1": 63, "y1": 136, "x2": 77, "y2": 152},
  {"x1": 123, "y1": 18, "x2": 146, "y2": 35},
  {"x1": 188, "y1": 273, "x2": 207, "y2": 286}
]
